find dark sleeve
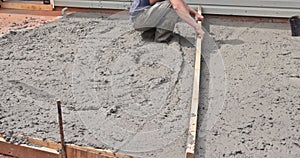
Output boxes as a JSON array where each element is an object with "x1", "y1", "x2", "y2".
[{"x1": 140, "y1": 0, "x2": 150, "y2": 6}]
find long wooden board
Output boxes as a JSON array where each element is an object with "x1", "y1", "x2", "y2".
[
  {"x1": 0, "y1": 137, "x2": 59, "y2": 158},
  {"x1": 23, "y1": 135, "x2": 139, "y2": 158},
  {"x1": 0, "y1": 1, "x2": 53, "y2": 10},
  {"x1": 185, "y1": 6, "x2": 203, "y2": 158},
  {"x1": 28, "y1": 138, "x2": 137, "y2": 158},
  {"x1": 0, "y1": 135, "x2": 138, "y2": 158}
]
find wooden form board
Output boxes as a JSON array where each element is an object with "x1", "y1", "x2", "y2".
[
  {"x1": 0, "y1": 135, "x2": 138, "y2": 158},
  {"x1": 0, "y1": 137, "x2": 59, "y2": 158},
  {"x1": 0, "y1": 1, "x2": 53, "y2": 10},
  {"x1": 26, "y1": 136, "x2": 139, "y2": 158},
  {"x1": 185, "y1": 6, "x2": 202, "y2": 158}
]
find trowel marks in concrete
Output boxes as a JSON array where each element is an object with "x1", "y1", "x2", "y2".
[{"x1": 0, "y1": 13, "x2": 197, "y2": 157}]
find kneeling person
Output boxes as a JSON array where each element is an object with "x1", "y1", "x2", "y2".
[{"x1": 129, "y1": 0, "x2": 204, "y2": 42}]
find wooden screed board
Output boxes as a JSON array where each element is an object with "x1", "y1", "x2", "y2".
[{"x1": 185, "y1": 6, "x2": 203, "y2": 158}]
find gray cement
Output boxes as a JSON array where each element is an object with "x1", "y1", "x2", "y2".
[
  {"x1": 196, "y1": 18, "x2": 300, "y2": 158},
  {"x1": 1, "y1": 12, "x2": 299, "y2": 158},
  {"x1": 0, "y1": 13, "x2": 196, "y2": 158}
]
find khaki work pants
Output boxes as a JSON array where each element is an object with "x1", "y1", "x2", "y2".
[{"x1": 133, "y1": 1, "x2": 179, "y2": 42}]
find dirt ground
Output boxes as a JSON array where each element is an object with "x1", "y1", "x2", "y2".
[
  {"x1": 0, "y1": 9, "x2": 60, "y2": 36},
  {"x1": 0, "y1": 155, "x2": 13, "y2": 158},
  {"x1": 0, "y1": 10, "x2": 300, "y2": 158}
]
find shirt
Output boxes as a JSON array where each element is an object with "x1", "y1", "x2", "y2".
[{"x1": 129, "y1": 0, "x2": 151, "y2": 21}]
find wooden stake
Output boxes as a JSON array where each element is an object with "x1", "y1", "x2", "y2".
[
  {"x1": 185, "y1": 6, "x2": 203, "y2": 158},
  {"x1": 57, "y1": 100, "x2": 67, "y2": 158}
]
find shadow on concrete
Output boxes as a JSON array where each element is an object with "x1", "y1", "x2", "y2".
[{"x1": 194, "y1": 58, "x2": 210, "y2": 158}]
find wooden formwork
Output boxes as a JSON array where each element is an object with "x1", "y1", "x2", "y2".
[
  {"x1": 0, "y1": 0, "x2": 53, "y2": 10},
  {"x1": 0, "y1": 137, "x2": 58, "y2": 158},
  {"x1": 0, "y1": 135, "x2": 138, "y2": 158}
]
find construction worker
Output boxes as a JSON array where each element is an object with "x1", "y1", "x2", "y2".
[{"x1": 130, "y1": 0, "x2": 204, "y2": 42}]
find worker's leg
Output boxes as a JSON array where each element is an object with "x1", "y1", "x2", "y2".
[
  {"x1": 155, "y1": 8, "x2": 179, "y2": 42},
  {"x1": 133, "y1": 1, "x2": 170, "y2": 31},
  {"x1": 141, "y1": 28, "x2": 156, "y2": 41},
  {"x1": 133, "y1": 1, "x2": 178, "y2": 42}
]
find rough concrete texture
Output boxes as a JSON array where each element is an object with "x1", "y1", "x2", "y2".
[
  {"x1": 0, "y1": 13, "x2": 196, "y2": 158},
  {"x1": 1, "y1": 11, "x2": 299, "y2": 158},
  {"x1": 196, "y1": 18, "x2": 300, "y2": 158}
]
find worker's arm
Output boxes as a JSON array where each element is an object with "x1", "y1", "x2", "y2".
[
  {"x1": 150, "y1": 0, "x2": 203, "y2": 21},
  {"x1": 149, "y1": 0, "x2": 160, "y2": 5},
  {"x1": 169, "y1": 0, "x2": 204, "y2": 37},
  {"x1": 182, "y1": 1, "x2": 204, "y2": 21}
]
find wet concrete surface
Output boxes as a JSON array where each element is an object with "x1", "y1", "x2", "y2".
[{"x1": 0, "y1": 10, "x2": 299, "y2": 158}]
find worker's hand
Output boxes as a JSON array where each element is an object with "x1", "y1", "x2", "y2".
[{"x1": 195, "y1": 13, "x2": 204, "y2": 22}]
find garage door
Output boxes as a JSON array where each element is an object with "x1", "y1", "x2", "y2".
[
  {"x1": 54, "y1": 0, "x2": 300, "y2": 17},
  {"x1": 53, "y1": 0, "x2": 132, "y2": 10},
  {"x1": 188, "y1": 0, "x2": 300, "y2": 17}
]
